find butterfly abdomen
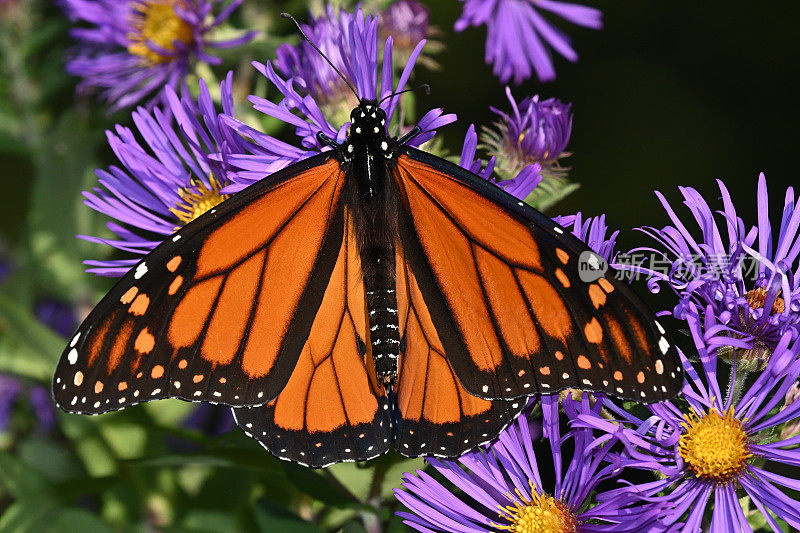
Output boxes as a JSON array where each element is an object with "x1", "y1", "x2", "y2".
[{"x1": 363, "y1": 245, "x2": 400, "y2": 387}]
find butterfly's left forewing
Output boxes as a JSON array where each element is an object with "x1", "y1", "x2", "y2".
[
  {"x1": 53, "y1": 155, "x2": 347, "y2": 412},
  {"x1": 392, "y1": 149, "x2": 683, "y2": 403}
]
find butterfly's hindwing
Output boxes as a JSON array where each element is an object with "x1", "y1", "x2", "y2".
[
  {"x1": 234, "y1": 208, "x2": 392, "y2": 467},
  {"x1": 391, "y1": 240, "x2": 526, "y2": 457}
]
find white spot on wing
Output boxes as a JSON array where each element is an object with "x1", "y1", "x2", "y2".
[
  {"x1": 68, "y1": 348, "x2": 78, "y2": 365},
  {"x1": 659, "y1": 337, "x2": 670, "y2": 354},
  {"x1": 134, "y1": 262, "x2": 148, "y2": 279},
  {"x1": 70, "y1": 332, "x2": 81, "y2": 347}
]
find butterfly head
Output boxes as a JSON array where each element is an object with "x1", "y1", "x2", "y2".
[{"x1": 349, "y1": 100, "x2": 387, "y2": 142}]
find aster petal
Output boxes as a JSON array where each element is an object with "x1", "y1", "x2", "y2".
[{"x1": 740, "y1": 474, "x2": 800, "y2": 529}]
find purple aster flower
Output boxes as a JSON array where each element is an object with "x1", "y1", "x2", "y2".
[
  {"x1": 34, "y1": 297, "x2": 80, "y2": 338},
  {"x1": 460, "y1": 123, "x2": 542, "y2": 201},
  {"x1": 224, "y1": 8, "x2": 456, "y2": 192},
  {"x1": 396, "y1": 394, "x2": 671, "y2": 532},
  {"x1": 61, "y1": 0, "x2": 255, "y2": 110},
  {"x1": 554, "y1": 212, "x2": 620, "y2": 263},
  {"x1": 0, "y1": 375, "x2": 22, "y2": 432},
  {"x1": 80, "y1": 73, "x2": 247, "y2": 276},
  {"x1": 634, "y1": 174, "x2": 800, "y2": 369},
  {"x1": 0, "y1": 376, "x2": 55, "y2": 434},
  {"x1": 184, "y1": 403, "x2": 234, "y2": 437},
  {"x1": 378, "y1": 0, "x2": 442, "y2": 69},
  {"x1": 274, "y1": 6, "x2": 358, "y2": 128},
  {"x1": 0, "y1": 240, "x2": 10, "y2": 283},
  {"x1": 575, "y1": 313, "x2": 800, "y2": 531},
  {"x1": 482, "y1": 88, "x2": 576, "y2": 211},
  {"x1": 455, "y1": 0, "x2": 602, "y2": 84}
]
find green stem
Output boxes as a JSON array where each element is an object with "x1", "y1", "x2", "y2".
[
  {"x1": 363, "y1": 462, "x2": 389, "y2": 533},
  {"x1": 728, "y1": 357, "x2": 747, "y2": 406}
]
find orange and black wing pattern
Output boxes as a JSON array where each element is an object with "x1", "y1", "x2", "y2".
[
  {"x1": 233, "y1": 209, "x2": 392, "y2": 468},
  {"x1": 392, "y1": 148, "x2": 683, "y2": 403},
  {"x1": 53, "y1": 154, "x2": 347, "y2": 413},
  {"x1": 392, "y1": 240, "x2": 526, "y2": 457}
]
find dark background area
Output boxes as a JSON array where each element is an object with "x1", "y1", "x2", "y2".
[{"x1": 2, "y1": 1, "x2": 798, "y2": 251}]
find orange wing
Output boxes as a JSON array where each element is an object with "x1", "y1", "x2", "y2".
[
  {"x1": 234, "y1": 208, "x2": 392, "y2": 468},
  {"x1": 53, "y1": 155, "x2": 348, "y2": 413},
  {"x1": 392, "y1": 240, "x2": 526, "y2": 457},
  {"x1": 392, "y1": 149, "x2": 683, "y2": 403}
]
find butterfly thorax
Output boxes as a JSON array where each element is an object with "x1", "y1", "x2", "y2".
[
  {"x1": 340, "y1": 100, "x2": 401, "y2": 390},
  {"x1": 341, "y1": 100, "x2": 392, "y2": 201}
]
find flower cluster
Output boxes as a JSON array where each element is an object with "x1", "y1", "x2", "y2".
[
  {"x1": 62, "y1": 0, "x2": 254, "y2": 110},
  {"x1": 576, "y1": 322, "x2": 800, "y2": 530},
  {"x1": 397, "y1": 394, "x2": 679, "y2": 532},
  {"x1": 399, "y1": 177, "x2": 800, "y2": 530},
  {"x1": 636, "y1": 175, "x2": 800, "y2": 368}
]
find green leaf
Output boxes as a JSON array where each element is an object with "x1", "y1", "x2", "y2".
[
  {"x1": 281, "y1": 463, "x2": 360, "y2": 507},
  {"x1": 46, "y1": 507, "x2": 116, "y2": 533},
  {"x1": 0, "y1": 501, "x2": 116, "y2": 533},
  {"x1": 58, "y1": 415, "x2": 120, "y2": 477},
  {"x1": 386, "y1": 513, "x2": 409, "y2": 533},
  {"x1": 26, "y1": 110, "x2": 104, "y2": 299},
  {"x1": 180, "y1": 510, "x2": 241, "y2": 533},
  {"x1": 254, "y1": 499, "x2": 324, "y2": 533},
  {"x1": 0, "y1": 500, "x2": 57, "y2": 533},
  {"x1": 381, "y1": 457, "x2": 425, "y2": 499},
  {"x1": 131, "y1": 446, "x2": 285, "y2": 472},
  {"x1": 0, "y1": 291, "x2": 64, "y2": 381},
  {"x1": 0, "y1": 450, "x2": 51, "y2": 499},
  {"x1": 16, "y1": 437, "x2": 83, "y2": 483},
  {"x1": 340, "y1": 522, "x2": 368, "y2": 533}
]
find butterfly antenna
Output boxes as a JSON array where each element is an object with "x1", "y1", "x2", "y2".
[
  {"x1": 378, "y1": 84, "x2": 431, "y2": 105},
  {"x1": 281, "y1": 13, "x2": 359, "y2": 100}
]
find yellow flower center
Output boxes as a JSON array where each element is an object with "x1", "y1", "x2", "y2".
[
  {"x1": 745, "y1": 287, "x2": 785, "y2": 314},
  {"x1": 679, "y1": 407, "x2": 751, "y2": 483},
  {"x1": 498, "y1": 489, "x2": 577, "y2": 533},
  {"x1": 170, "y1": 175, "x2": 228, "y2": 226},
  {"x1": 128, "y1": 0, "x2": 193, "y2": 64}
]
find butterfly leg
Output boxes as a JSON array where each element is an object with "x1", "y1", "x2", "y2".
[
  {"x1": 393, "y1": 125, "x2": 422, "y2": 148},
  {"x1": 316, "y1": 131, "x2": 339, "y2": 149}
]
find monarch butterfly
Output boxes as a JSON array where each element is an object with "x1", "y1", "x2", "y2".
[{"x1": 53, "y1": 23, "x2": 683, "y2": 469}]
